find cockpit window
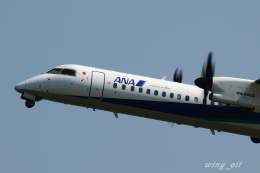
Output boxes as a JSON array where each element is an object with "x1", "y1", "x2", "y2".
[
  {"x1": 46, "y1": 68, "x2": 76, "y2": 76},
  {"x1": 47, "y1": 68, "x2": 62, "y2": 74},
  {"x1": 60, "y1": 69, "x2": 76, "y2": 76}
]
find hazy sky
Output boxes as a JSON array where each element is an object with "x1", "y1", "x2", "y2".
[{"x1": 1, "y1": 1, "x2": 260, "y2": 172}]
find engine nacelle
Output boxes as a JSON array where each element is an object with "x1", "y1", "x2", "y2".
[
  {"x1": 209, "y1": 77, "x2": 260, "y2": 110},
  {"x1": 209, "y1": 93, "x2": 253, "y2": 108}
]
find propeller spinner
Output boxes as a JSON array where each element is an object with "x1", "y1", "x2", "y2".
[{"x1": 194, "y1": 52, "x2": 215, "y2": 104}]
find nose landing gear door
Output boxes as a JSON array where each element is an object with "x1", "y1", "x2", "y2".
[{"x1": 89, "y1": 71, "x2": 105, "y2": 100}]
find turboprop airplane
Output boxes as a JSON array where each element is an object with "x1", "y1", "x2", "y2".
[{"x1": 14, "y1": 52, "x2": 260, "y2": 144}]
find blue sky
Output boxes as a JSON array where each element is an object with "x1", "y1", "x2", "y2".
[{"x1": 1, "y1": 1, "x2": 260, "y2": 172}]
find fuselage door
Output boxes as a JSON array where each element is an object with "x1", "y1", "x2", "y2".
[{"x1": 89, "y1": 71, "x2": 105, "y2": 100}]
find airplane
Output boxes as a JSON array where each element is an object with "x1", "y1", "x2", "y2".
[{"x1": 14, "y1": 52, "x2": 260, "y2": 144}]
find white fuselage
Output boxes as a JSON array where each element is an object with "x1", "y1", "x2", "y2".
[{"x1": 15, "y1": 64, "x2": 260, "y2": 139}]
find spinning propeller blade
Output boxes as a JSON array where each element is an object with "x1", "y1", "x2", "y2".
[
  {"x1": 173, "y1": 67, "x2": 182, "y2": 83},
  {"x1": 194, "y1": 52, "x2": 215, "y2": 104}
]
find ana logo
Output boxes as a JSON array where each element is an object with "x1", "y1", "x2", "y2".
[
  {"x1": 114, "y1": 77, "x2": 146, "y2": 87},
  {"x1": 236, "y1": 91, "x2": 255, "y2": 98}
]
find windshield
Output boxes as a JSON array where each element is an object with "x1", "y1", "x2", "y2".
[
  {"x1": 60, "y1": 69, "x2": 76, "y2": 76},
  {"x1": 46, "y1": 68, "x2": 76, "y2": 76},
  {"x1": 46, "y1": 68, "x2": 63, "y2": 74}
]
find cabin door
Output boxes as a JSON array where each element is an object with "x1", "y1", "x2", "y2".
[{"x1": 89, "y1": 71, "x2": 105, "y2": 100}]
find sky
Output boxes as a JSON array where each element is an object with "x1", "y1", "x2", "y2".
[{"x1": 1, "y1": 0, "x2": 260, "y2": 172}]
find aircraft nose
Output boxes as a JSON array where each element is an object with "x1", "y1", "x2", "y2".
[{"x1": 14, "y1": 81, "x2": 26, "y2": 93}]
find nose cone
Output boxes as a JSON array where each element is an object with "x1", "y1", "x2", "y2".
[{"x1": 14, "y1": 81, "x2": 26, "y2": 93}]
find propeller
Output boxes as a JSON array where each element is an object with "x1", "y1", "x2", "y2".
[
  {"x1": 194, "y1": 52, "x2": 215, "y2": 104},
  {"x1": 173, "y1": 67, "x2": 182, "y2": 83}
]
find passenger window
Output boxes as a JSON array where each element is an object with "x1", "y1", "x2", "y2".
[
  {"x1": 185, "y1": 96, "x2": 189, "y2": 101},
  {"x1": 60, "y1": 69, "x2": 76, "y2": 76},
  {"x1": 146, "y1": 89, "x2": 151, "y2": 94},
  {"x1": 162, "y1": 92, "x2": 166, "y2": 97},
  {"x1": 170, "y1": 93, "x2": 174, "y2": 98},
  {"x1": 122, "y1": 84, "x2": 126, "y2": 90},
  {"x1": 154, "y1": 90, "x2": 158, "y2": 96},
  {"x1": 113, "y1": 83, "x2": 117, "y2": 88},
  {"x1": 139, "y1": 88, "x2": 143, "y2": 93},
  {"x1": 177, "y1": 94, "x2": 181, "y2": 100},
  {"x1": 194, "y1": 97, "x2": 198, "y2": 103},
  {"x1": 131, "y1": 86, "x2": 135, "y2": 92}
]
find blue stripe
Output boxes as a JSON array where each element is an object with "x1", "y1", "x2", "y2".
[
  {"x1": 69, "y1": 96, "x2": 260, "y2": 124},
  {"x1": 136, "y1": 80, "x2": 146, "y2": 87}
]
